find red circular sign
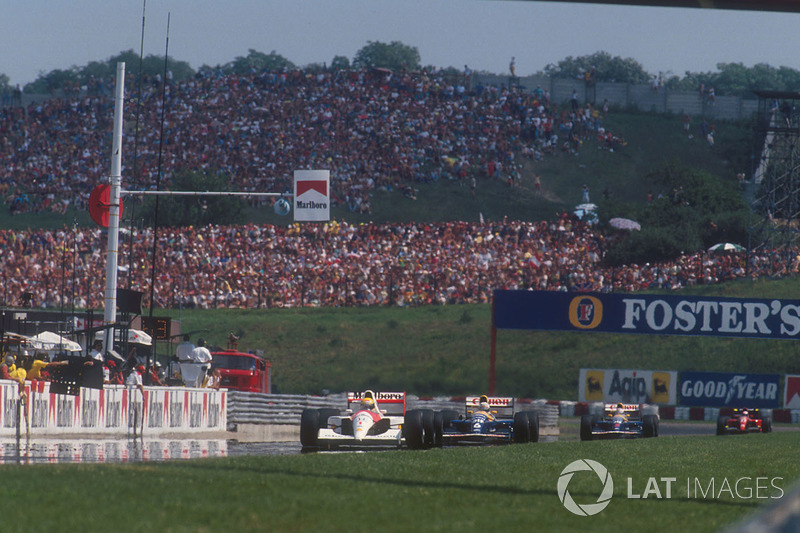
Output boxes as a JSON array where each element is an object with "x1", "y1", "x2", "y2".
[{"x1": 88, "y1": 184, "x2": 123, "y2": 227}]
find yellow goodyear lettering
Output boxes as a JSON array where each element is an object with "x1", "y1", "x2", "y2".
[{"x1": 568, "y1": 296, "x2": 603, "y2": 329}]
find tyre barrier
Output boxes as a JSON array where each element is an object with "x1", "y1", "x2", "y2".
[{"x1": 227, "y1": 392, "x2": 343, "y2": 430}]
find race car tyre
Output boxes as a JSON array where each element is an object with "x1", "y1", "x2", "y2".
[
  {"x1": 513, "y1": 411, "x2": 531, "y2": 443},
  {"x1": 421, "y1": 409, "x2": 435, "y2": 448},
  {"x1": 762, "y1": 415, "x2": 773, "y2": 433},
  {"x1": 403, "y1": 409, "x2": 425, "y2": 449},
  {"x1": 433, "y1": 409, "x2": 459, "y2": 447},
  {"x1": 433, "y1": 411, "x2": 445, "y2": 447},
  {"x1": 440, "y1": 409, "x2": 460, "y2": 430},
  {"x1": 527, "y1": 411, "x2": 540, "y2": 443},
  {"x1": 580, "y1": 414, "x2": 595, "y2": 441},
  {"x1": 716, "y1": 415, "x2": 727, "y2": 436},
  {"x1": 300, "y1": 408, "x2": 320, "y2": 447},
  {"x1": 643, "y1": 414, "x2": 658, "y2": 438},
  {"x1": 317, "y1": 408, "x2": 339, "y2": 429}
]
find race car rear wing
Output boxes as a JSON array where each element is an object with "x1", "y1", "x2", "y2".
[
  {"x1": 465, "y1": 396, "x2": 515, "y2": 418},
  {"x1": 604, "y1": 403, "x2": 642, "y2": 419},
  {"x1": 347, "y1": 391, "x2": 406, "y2": 416}
]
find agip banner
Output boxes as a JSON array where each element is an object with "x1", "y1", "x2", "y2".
[
  {"x1": 579, "y1": 369, "x2": 677, "y2": 404},
  {"x1": 494, "y1": 290, "x2": 800, "y2": 340}
]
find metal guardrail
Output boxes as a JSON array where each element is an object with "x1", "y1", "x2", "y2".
[{"x1": 227, "y1": 392, "x2": 560, "y2": 428}]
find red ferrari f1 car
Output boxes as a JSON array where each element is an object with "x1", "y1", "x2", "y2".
[{"x1": 716, "y1": 408, "x2": 772, "y2": 435}]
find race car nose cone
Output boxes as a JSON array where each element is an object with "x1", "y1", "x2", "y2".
[{"x1": 354, "y1": 427, "x2": 367, "y2": 441}]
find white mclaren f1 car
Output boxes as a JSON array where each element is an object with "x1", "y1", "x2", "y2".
[{"x1": 300, "y1": 390, "x2": 406, "y2": 450}]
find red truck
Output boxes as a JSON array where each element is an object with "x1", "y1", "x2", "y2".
[{"x1": 210, "y1": 349, "x2": 271, "y2": 393}]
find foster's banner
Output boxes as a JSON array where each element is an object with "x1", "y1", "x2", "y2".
[
  {"x1": 679, "y1": 371, "x2": 780, "y2": 408},
  {"x1": 494, "y1": 290, "x2": 800, "y2": 340},
  {"x1": 579, "y1": 369, "x2": 677, "y2": 404}
]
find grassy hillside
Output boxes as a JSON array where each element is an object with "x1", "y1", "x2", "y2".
[
  {"x1": 157, "y1": 276, "x2": 800, "y2": 399},
  {"x1": 0, "y1": 110, "x2": 753, "y2": 229}
]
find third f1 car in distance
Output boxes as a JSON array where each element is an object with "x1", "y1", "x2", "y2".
[
  {"x1": 717, "y1": 408, "x2": 772, "y2": 435},
  {"x1": 409, "y1": 395, "x2": 539, "y2": 447},
  {"x1": 580, "y1": 403, "x2": 659, "y2": 441}
]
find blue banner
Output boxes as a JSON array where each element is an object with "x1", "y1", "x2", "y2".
[
  {"x1": 679, "y1": 372, "x2": 781, "y2": 408},
  {"x1": 493, "y1": 290, "x2": 800, "y2": 340}
]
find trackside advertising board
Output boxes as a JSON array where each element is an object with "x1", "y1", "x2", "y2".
[
  {"x1": 785, "y1": 375, "x2": 800, "y2": 409},
  {"x1": 579, "y1": 369, "x2": 677, "y2": 404},
  {"x1": 679, "y1": 372, "x2": 780, "y2": 408},
  {"x1": 293, "y1": 170, "x2": 330, "y2": 222},
  {"x1": 493, "y1": 290, "x2": 800, "y2": 340}
]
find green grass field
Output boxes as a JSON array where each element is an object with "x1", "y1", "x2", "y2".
[
  {"x1": 0, "y1": 431, "x2": 795, "y2": 532},
  {"x1": 153, "y1": 277, "x2": 800, "y2": 398}
]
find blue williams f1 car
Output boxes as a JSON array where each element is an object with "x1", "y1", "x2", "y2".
[
  {"x1": 580, "y1": 403, "x2": 659, "y2": 441},
  {"x1": 404, "y1": 395, "x2": 539, "y2": 448}
]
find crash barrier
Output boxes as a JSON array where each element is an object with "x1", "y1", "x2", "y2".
[
  {"x1": 0, "y1": 379, "x2": 227, "y2": 437},
  {"x1": 226, "y1": 393, "x2": 560, "y2": 431},
  {"x1": 227, "y1": 392, "x2": 341, "y2": 429}
]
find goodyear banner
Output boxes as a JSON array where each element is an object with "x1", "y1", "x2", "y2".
[
  {"x1": 679, "y1": 371, "x2": 780, "y2": 408},
  {"x1": 494, "y1": 290, "x2": 800, "y2": 340},
  {"x1": 579, "y1": 369, "x2": 677, "y2": 405}
]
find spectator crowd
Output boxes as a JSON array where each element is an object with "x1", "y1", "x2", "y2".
[
  {"x1": 0, "y1": 215, "x2": 794, "y2": 311},
  {"x1": 0, "y1": 65, "x2": 590, "y2": 216},
  {"x1": 0, "y1": 66, "x2": 790, "y2": 312}
]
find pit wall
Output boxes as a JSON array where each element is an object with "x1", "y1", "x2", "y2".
[{"x1": 0, "y1": 379, "x2": 227, "y2": 437}]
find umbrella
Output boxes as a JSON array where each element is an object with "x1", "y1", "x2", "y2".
[
  {"x1": 96, "y1": 328, "x2": 152, "y2": 346},
  {"x1": 27, "y1": 331, "x2": 82, "y2": 353},
  {"x1": 573, "y1": 203, "x2": 599, "y2": 225},
  {"x1": 609, "y1": 217, "x2": 641, "y2": 231},
  {"x1": 708, "y1": 242, "x2": 745, "y2": 252}
]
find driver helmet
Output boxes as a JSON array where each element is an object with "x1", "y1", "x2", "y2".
[
  {"x1": 361, "y1": 397, "x2": 375, "y2": 410},
  {"x1": 479, "y1": 395, "x2": 490, "y2": 411},
  {"x1": 616, "y1": 403, "x2": 625, "y2": 415},
  {"x1": 4, "y1": 354, "x2": 14, "y2": 366},
  {"x1": 742, "y1": 409, "x2": 749, "y2": 417}
]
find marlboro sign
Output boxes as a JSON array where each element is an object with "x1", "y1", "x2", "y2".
[{"x1": 294, "y1": 170, "x2": 330, "y2": 222}]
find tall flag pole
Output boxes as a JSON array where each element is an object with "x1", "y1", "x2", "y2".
[{"x1": 104, "y1": 62, "x2": 126, "y2": 352}]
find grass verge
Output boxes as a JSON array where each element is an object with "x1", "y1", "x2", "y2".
[{"x1": 0, "y1": 432, "x2": 795, "y2": 532}]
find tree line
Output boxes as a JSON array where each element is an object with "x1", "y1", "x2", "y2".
[{"x1": 4, "y1": 44, "x2": 799, "y2": 98}]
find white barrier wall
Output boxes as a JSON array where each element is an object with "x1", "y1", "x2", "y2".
[{"x1": 0, "y1": 379, "x2": 226, "y2": 437}]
